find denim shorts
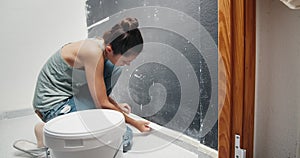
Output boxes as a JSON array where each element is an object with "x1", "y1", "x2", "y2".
[{"x1": 40, "y1": 97, "x2": 77, "y2": 122}]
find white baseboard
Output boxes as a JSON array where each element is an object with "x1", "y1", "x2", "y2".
[{"x1": 0, "y1": 108, "x2": 34, "y2": 120}]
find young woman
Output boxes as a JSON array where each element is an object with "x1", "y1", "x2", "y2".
[{"x1": 32, "y1": 17, "x2": 150, "y2": 149}]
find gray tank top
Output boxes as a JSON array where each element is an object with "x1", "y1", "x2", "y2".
[{"x1": 33, "y1": 38, "x2": 117, "y2": 112}]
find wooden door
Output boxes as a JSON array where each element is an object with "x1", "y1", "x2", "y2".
[{"x1": 218, "y1": 0, "x2": 256, "y2": 158}]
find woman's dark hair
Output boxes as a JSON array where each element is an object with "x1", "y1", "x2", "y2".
[{"x1": 103, "y1": 17, "x2": 143, "y2": 56}]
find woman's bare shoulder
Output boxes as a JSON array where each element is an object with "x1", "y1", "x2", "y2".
[
  {"x1": 74, "y1": 39, "x2": 104, "y2": 69},
  {"x1": 61, "y1": 39, "x2": 103, "y2": 68},
  {"x1": 78, "y1": 39, "x2": 103, "y2": 57}
]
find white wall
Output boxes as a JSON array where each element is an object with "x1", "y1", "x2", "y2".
[
  {"x1": 255, "y1": 0, "x2": 300, "y2": 157},
  {"x1": 0, "y1": 0, "x2": 87, "y2": 112}
]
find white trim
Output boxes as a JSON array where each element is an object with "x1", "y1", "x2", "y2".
[
  {"x1": 128, "y1": 113, "x2": 218, "y2": 157},
  {"x1": 87, "y1": 17, "x2": 110, "y2": 30},
  {"x1": 0, "y1": 108, "x2": 34, "y2": 120}
]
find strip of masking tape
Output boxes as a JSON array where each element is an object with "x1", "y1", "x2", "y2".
[
  {"x1": 87, "y1": 17, "x2": 110, "y2": 30},
  {"x1": 147, "y1": 122, "x2": 162, "y2": 130}
]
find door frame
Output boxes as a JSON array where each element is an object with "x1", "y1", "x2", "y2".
[{"x1": 218, "y1": 0, "x2": 256, "y2": 158}]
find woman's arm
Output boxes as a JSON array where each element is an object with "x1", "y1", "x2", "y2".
[
  {"x1": 108, "y1": 96, "x2": 150, "y2": 132},
  {"x1": 82, "y1": 44, "x2": 150, "y2": 132},
  {"x1": 108, "y1": 96, "x2": 131, "y2": 114}
]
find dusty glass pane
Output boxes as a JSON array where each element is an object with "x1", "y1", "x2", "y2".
[{"x1": 86, "y1": 0, "x2": 218, "y2": 151}]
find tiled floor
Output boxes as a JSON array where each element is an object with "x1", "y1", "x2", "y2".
[{"x1": 0, "y1": 113, "x2": 209, "y2": 158}]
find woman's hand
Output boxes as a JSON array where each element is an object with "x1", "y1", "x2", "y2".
[
  {"x1": 118, "y1": 103, "x2": 131, "y2": 114},
  {"x1": 134, "y1": 120, "x2": 151, "y2": 132}
]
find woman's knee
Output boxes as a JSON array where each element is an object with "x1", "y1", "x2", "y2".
[{"x1": 34, "y1": 122, "x2": 45, "y2": 134}]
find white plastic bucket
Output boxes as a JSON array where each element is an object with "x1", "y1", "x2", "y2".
[{"x1": 44, "y1": 109, "x2": 126, "y2": 158}]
